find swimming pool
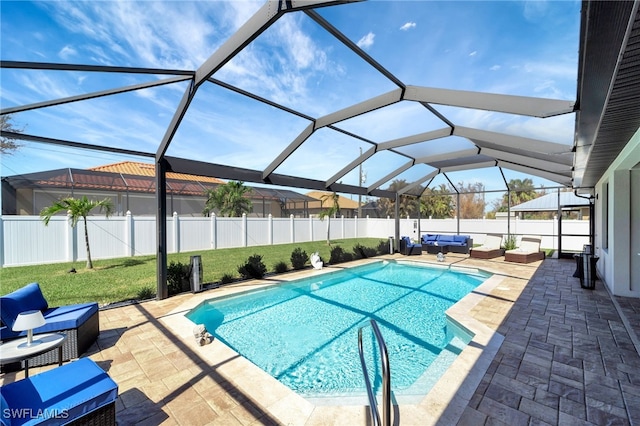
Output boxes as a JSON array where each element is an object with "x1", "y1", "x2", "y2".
[{"x1": 186, "y1": 260, "x2": 489, "y2": 403}]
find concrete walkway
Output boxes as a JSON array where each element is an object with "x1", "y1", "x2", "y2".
[{"x1": 2, "y1": 255, "x2": 639, "y2": 425}]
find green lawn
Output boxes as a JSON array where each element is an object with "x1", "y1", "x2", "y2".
[{"x1": 0, "y1": 238, "x2": 387, "y2": 307}]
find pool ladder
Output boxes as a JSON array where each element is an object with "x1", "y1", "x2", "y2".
[{"x1": 358, "y1": 320, "x2": 391, "y2": 426}]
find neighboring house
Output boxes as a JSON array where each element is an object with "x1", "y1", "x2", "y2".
[
  {"x1": 510, "y1": 192, "x2": 591, "y2": 219},
  {"x1": 305, "y1": 191, "x2": 360, "y2": 218},
  {"x1": 360, "y1": 200, "x2": 384, "y2": 218},
  {"x1": 1, "y1": 161, "x2": 317, "y2": 217}
]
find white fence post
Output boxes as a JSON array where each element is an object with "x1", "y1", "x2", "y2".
[
  {"x1": 211, "y1": 214, "x2": 217, "y2": 249},
  {"x1": 309, "y1": 215, "x2": 313, "y2": 242},
  {"x1": 125, "y1": 211, "x2": 134, "y2": 257},
  {"x1": 355, "y1": 215, "x2": 358, "y2": 238},
  {"x1": 0, "y1": 217, "x2": 3, "y2": 267},
  {"x1": 341, "y1": 215, "x2": 345, "y2": 239},
  {"x1": 173, "y1": 212, "x2": 179, "y2": 253},
  {"x1": 268, "y1": 214, "x2": 273, "y2": 245},
  {"x1": 242, "y1": 213, "x2": 248, "y2": 247},
  {"x1": 290, "y1": 214, "x2": 295, "y2": 243}
]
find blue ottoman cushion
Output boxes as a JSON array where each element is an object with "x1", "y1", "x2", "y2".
[{"x1": 0, "y1": 358, "x2": 118, "y2": 426}]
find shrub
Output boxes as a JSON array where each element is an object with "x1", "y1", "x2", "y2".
[
  {"x1": 329, "y1": 246, "x2": 345, "y2": 264},
  {"x1": 342, "y1": 252, "x2": 354, "y2": 262},
  {"x1": 376, "y1": 239, "x2": 390, "y2": 255},
  {"x1": 352, "y1": 243, "x2": 376, "y2": 259},
  {"x1": 220, "y1": 273, "x2": 235, "y2": 284},
  {"x1": 167, "y1": 261, "x2": 190, "y2": 295},
  {"x1": 238, "y1": 254, "x2": 267, "y2": 279},
  {"x1": 503, "y1": 234, "x2": 517, "y2": 250},
  {"x1": 290, "y1": 248, "x2": 309, "y2": 270},
  {"x1": 273, "y1": 261, "x2": 288, "y2": 274},
  {"x1": 136, "y1": 286, "x2": 155, "y2": 300}
]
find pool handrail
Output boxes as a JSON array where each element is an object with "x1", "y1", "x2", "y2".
[{"x1": 358, "y1": 319, "x2": 391, "y2": 426}]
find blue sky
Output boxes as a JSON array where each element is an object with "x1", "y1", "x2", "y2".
[{"x1": 1, "y1": 0, "x2": 581, "y2": 205}]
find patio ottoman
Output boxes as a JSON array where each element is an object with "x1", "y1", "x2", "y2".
[{"x1": 0, "y1": 357, "x2": 118, "y2": 426}]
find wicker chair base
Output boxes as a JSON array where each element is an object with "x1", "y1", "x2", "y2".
[
  {"x1": 66, "y1": 401, "x2": 116, "y2": 426},
  {"x1": 470, "y1": 248, "x2": 504, "y2": 259},
  {"x1": 504, "y1": 251, "x2": 545, "y2": 264},
  {"x1": 22, "y1": 309, "x2": 99, "y2": 368}
]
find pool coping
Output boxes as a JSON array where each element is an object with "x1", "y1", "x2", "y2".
[{"x1": 160, "y1": 258, "x2": 505, "y2": 425}]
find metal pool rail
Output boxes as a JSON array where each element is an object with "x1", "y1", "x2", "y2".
[{"x1": 358, "y1": 319, "x2": 391, "y2": 426}]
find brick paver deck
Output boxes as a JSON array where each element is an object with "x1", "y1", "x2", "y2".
[{"x1": 2, "y1": 255, "x2": 639, "y2": 425}]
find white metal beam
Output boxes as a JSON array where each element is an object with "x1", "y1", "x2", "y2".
[
  {"x1": 325, "y1": 146, "x2": 376, "y2": 187},
  {"x1": 454, "y1": 126, "x2": 573, "y2": 155},
  {"x1": 367, "y1": 160, "x2": 414, "y2": 193},
  {"x1": 404, "y1": 85, "x2": 575, "y2": 118},
  {"x1": 440, "y1": 161, "x2": 498, "y2": 174},
  {"x1": 377, "y1": 127, "x2": 452, "y2": 151},
  {"x1": 397, "y1": 170, "x2": 439, "y2": 195},
  {"x1": 497, "y1": 161, "x2": 573, "y2": 185},
  {"x1": 262, "y1": 123, "x2": 315, "y2": 179},
  {"x1": 414, "y1": 148, "x2": 480, "y2": 165},
  {"x1": 315, "y1": 89, "x2": 403, "y2": 128},
  {"x1": 480, "y1": 147, "x2": 574, "y2": 173}
]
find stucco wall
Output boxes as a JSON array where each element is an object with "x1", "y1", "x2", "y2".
[{"x1": 595, "y1": 127, "x2": 640, "y2": 297}]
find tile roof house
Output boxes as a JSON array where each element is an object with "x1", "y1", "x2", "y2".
[
  {"x1": 305, "y1": 191, "x2": 361, "y2": 218},
  {"x1": 1, "y1": 161, "x2": 317, "y2": 217}
]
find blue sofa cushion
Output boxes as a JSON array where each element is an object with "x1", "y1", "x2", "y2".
[
  {"x1": 0, "y1": 357, "x2": 118, "y2": 426},
  {"x1": 421, "y1": 234, "x2": 438, "y2": 244},
  {"x1": 453, "y1": 235, "x2": 468, "y2": 244},
  {"x1": 436, "y1": 235, "x2": 456, "y2": 244},
  {"x1": 0, "y1": 303, "x2": 98, "y2": 341},
  {"x1": 0, "y1": 283, "x2": 48, "y2": 330}
]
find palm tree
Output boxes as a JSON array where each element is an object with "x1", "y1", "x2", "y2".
[
  {"x1": 203, "y1": 181, "x2": 253, "y2": 217},
  {"x1": 40, "y1": 196, "x2": 113, "y2": 269},
  {"x1": 318, "y1": 191, "x2": 340, "y2": 245}
]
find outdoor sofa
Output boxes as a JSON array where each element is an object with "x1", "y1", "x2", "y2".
[
  {"x1": 0, "y1": 283, "x2": 99, "y2": 368},
  {"x1": 0, "y1": 357, "x2": 118, "y2": 426},
  {"x1": 399, "y1": 236, "x2": 422, "y2": 255},
  {"x1": 504, "y1": 236, "x2": 546, "y2": 264},
  {"x1": 421, "y1": 234, "x2": 473, "y2": 254},
  {"x1": 469, "y1": 234, "x2": 505, "y2": 259}
]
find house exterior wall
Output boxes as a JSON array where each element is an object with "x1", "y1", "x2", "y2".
[{"x1": 595, "y1": 127, "x2": 640, "y2": 297}]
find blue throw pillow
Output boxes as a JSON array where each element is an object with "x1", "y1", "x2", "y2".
[{"x1": 0, "y1": 282, "x2": 49, "y2": 330}]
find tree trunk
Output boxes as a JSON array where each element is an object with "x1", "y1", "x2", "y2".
[{"x1": 83, "y1": 216, "x2": 93, "y2": 269}]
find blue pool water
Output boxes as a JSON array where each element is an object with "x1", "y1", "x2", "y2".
[{"x1": 186, "y1": 260, "x2": 488, "y2": 401}]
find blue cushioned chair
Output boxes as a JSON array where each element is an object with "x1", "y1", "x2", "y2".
[
  {"x1": 399, "y1": 236, "x2": 422, "y2": 256},
  {"x1": 1, "y1": 283, "x2": 99, "y2": 368},
  {"x1": 1, "y1": 357, "x2": 118, "y2": 426}
]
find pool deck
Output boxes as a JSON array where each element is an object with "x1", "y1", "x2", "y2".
[{"x1": 3, "y1": 254, "x2": 640, "y2": 425}]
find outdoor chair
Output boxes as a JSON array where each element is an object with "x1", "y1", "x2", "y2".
[
  {"x1": 399, "y1": 236, "x2": 422, "y2": 256},
  {"x1": 504, "y1": 236, "x2": 545, "y2": 264},
  {"x1": 470, "y1": 234, "x2": 504, "y2": 259},
  {"x1": 0, "y1": 283, "x2": 99, "y2": 368}
]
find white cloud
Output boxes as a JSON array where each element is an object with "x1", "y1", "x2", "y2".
[
  {"x1": 490, "y1": 65, "x2": 501, "y2": 71},
  {"x1": 58, "y1": 45, "x2": 77, "y2": 60},
  {"x1": 400, "y1": 22, "x2": 416, "y2": 31},
  {"x1": 357, "y1": 32, "x2": 375, "y2": 50},
  {"x1": 469, "y1": 51, "x2": 477, "y2": 57}
]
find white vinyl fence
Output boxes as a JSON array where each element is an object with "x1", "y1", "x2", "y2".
[{"x1": 0, "y1": 212, "x2": 589, "y2": 267}]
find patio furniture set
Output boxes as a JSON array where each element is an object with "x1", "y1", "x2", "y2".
[
  {"x1": 400, "y1": 233, "x2": 546, "y2": 264},
  {"x1": 1, "y1": 283, "x2": 117, "y2": 425}
]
